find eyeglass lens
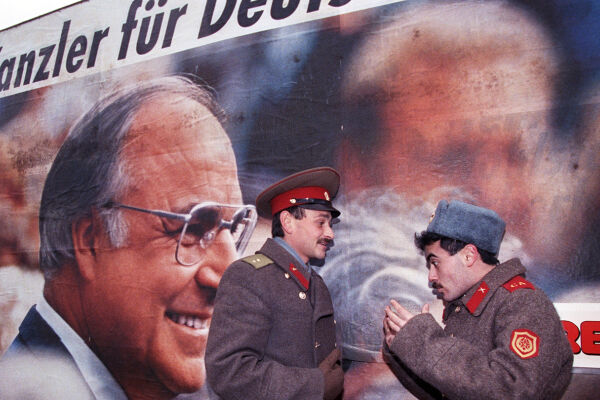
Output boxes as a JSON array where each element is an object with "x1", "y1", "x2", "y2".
[{"x1": 176, "y1": 205, "x2": 256, "y2": 265}]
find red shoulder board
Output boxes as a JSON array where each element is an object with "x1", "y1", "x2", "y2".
[
  {"x1": 289, "y1": 263, "x2": 309, "y2": 290},
  {"x1": 503, "y1": 276, "x2": 535, "y2": 293}
]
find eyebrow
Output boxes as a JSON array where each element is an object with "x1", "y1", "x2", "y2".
[
  {"x1": 169, "y1": 201, "x2": 206, "y2": 215},
  {"x1": 311, "y1": 211, "x2": 332, "y2": 219},
  {"x1": 426, "y1": 253, "x2": 438, "y2": 263},
  {"x1": 173, "y1": 203, "x2": 196, "y2": 214}
]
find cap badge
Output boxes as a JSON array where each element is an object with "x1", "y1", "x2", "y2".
[
  {"x1": 429, "y1": 211, "x2": 436, "y2": 223},
  {"x1": 324, "y1": 191, "x2": 330, "y2": 201},
  {"x1": 289, "y1": 198, "x2": 297, "y2": 204}
]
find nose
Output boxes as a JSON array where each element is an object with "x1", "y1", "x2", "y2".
[
  {"x1": 194, "y1": 229, "x2": 237, "y2": 288},
  {"x1": 324, "y1": 222, "x2": 335, "y2": 240},
  {"x1": 428, "y1": 267, "x2": 438, "y2": 283}
]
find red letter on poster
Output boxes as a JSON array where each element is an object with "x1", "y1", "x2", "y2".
[
  {"x1": 581, "y1": 321, "x2": 600, "y2": 355},
  {"x1": 562, "y1": 320, "x2": 581, "y2": 354}
]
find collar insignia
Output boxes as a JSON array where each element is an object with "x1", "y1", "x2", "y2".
[
  {"x1": 289, "y1": 263, "x2": 309, "y2": 290},
  {"x1": 466, "y1": 281, "x2": 489, "y2": 313}
]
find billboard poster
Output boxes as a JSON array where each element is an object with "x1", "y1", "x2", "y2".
[{"x1": 0, "y1": 0, "x2": 598, "y2": 398}]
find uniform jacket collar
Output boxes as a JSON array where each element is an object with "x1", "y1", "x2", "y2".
[
  {"x1": 449, "y1": 258, "x2": 526, "y2": 318},
  {"x1": 259, "y1": 238, "x2": 311, "y2": 291}
]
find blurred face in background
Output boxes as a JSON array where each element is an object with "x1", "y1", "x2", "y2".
[{"x1": 339, "y1": 1, "x2": 600, "y2": 270}]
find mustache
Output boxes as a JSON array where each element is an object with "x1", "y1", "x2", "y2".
[
  {"x1": 318, "y1": 238, "x2": 333, "y2": 246},
  {"x1": 430, "y1": 282, "x2": 444, "y2": 299}
]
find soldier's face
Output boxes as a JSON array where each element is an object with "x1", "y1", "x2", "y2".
[
  {"x1": 286, "y1": 209, "x2": 334, "y2": 263},
  {"x1": 424, "y1": 241, "x2": 472, "y2": 302},
  {"x1": 81, "y1": 94, "x2": 241, "y2": 396}
]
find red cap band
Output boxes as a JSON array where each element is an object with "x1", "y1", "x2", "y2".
[{"x1": 269, "y1": 186, "x2": 330, "y2": 216}]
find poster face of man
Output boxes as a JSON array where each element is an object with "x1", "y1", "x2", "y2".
[{"x1": 77, "y1": 94, "x2": 242, "y2": 395}]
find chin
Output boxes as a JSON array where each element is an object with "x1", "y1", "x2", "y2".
[
  {"x1": 444, "y1": 294, "x2": 459, "y2": 302},
  {"x1": 156, "y1": 359, "x2": 206, "y2": 395},
  {"x1": 163, "y1": 374, "x2": 205, "y2": 396}
]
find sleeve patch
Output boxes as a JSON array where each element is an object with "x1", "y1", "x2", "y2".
[
  {"x1": 241, "y1": 254, "x2": 274, "y2": 269},
  {"x1": 502, "y1": 276, "x2": 535, "y2": 292},
  {"x1": 510, "y1": 329, "x2": 539, "y2": 359}
]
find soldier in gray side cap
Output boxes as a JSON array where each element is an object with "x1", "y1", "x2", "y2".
[
  {"x1": 206, "y1": 167, "x2": 344, "y2": 400},
  {"x1": 383, "y1": 199, "x2": 573, "y2": 400}
]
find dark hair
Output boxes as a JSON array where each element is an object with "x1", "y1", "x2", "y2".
[
  {"x1": 271, "y1": 206, "x2": 306, "y2": 237},
  {"x1": 414, "y1": 231, "x2": 499, "y2": 265}
]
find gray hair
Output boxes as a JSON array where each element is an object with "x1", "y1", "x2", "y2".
[{"x1": 39, "y1": 75, "x2": 225, "y2": 279}]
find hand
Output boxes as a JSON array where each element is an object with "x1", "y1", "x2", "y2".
[
  {"x1": 383, "y1": 300, "x2": 429, "y2": 347},
  {"x1": 318, "y1": 348, "x2": 344, "y2": 400}
]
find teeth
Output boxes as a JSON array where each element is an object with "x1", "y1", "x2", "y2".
[{"x1": 168, "y1": 312, "x2": 209, "y2": 329}]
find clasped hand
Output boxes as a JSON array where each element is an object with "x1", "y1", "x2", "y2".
[{"x1": 383, "y1": 299, "x2": 430, "y2": 347}]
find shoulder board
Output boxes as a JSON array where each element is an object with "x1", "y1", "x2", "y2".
[
  {"x1": 241, "y1": 254, "x2": 274, "y2": 269},
  {"x1": 502, "y1": 276, "x2": 535, "y2": 293}
]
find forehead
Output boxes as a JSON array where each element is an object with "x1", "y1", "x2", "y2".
[
  {"x1": 120, "y1": 94, "x2": 241, "y2": 208},
  {"x1": 303, "y1": 209, "x2": 332, "y2": 219},
  {"x1": 424, "y1": 240, "x2": 450, "y2": 258}
]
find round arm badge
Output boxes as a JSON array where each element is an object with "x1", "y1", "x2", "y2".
[{"x1": 510, "y1": 329, "x2": 539, "y2": 359}]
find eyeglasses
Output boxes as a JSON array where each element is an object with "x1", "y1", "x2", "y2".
[{"x1": 106, "y1": 202, "x2": 257, "y2": 266}]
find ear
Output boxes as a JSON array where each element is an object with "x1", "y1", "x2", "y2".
[
  {"x1": 461, "y1": 244, "x2": 478, "y2": 268},
  {"x1": 280, "y1": 210, "x2": 294, "y2": 236},
  {"x1": 71, "y1": 210, "x2": 102, "y2": 282}
]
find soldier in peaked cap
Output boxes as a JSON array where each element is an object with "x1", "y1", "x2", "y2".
[
  {"x1": 206, "y1": 167, "x2": 344, "y2": 400},
  {"x1": 382, "y1": 200, "x2": 573, "y2": 400}
]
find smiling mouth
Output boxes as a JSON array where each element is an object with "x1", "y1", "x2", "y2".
[{"x1": 166, "y1": 311, "x2": 210, "y2": 330}]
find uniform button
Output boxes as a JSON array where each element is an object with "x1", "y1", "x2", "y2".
[
  {"x1": 334, "y1": 319, "x2": 337, "y2": 324},
  {"x1": 299, "y1": 292, "x2": 307, "y2": 300},
  {"x1": 455, "y1": 306, "x2": 461, "y2": 313},
  {"x1": 450, "y1": 334, "x2": 455, "y2": 338},
  {"x1": 315, "y1": 342, "x2": 321, "y2": 348},
  {"x1": 284, "y1": 273, "x2": 290, "y2": 279},
  {"x1": 334, "y1": 342, "x2": 337, "y2": 348}
]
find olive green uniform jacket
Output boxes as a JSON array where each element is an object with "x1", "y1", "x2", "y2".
[
  {"x1": 205, "y1": 238, "x2": 337, "y2": 399},
  {"x1": 386, "y1": 258, "x2": 573, "y2": 400}
]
